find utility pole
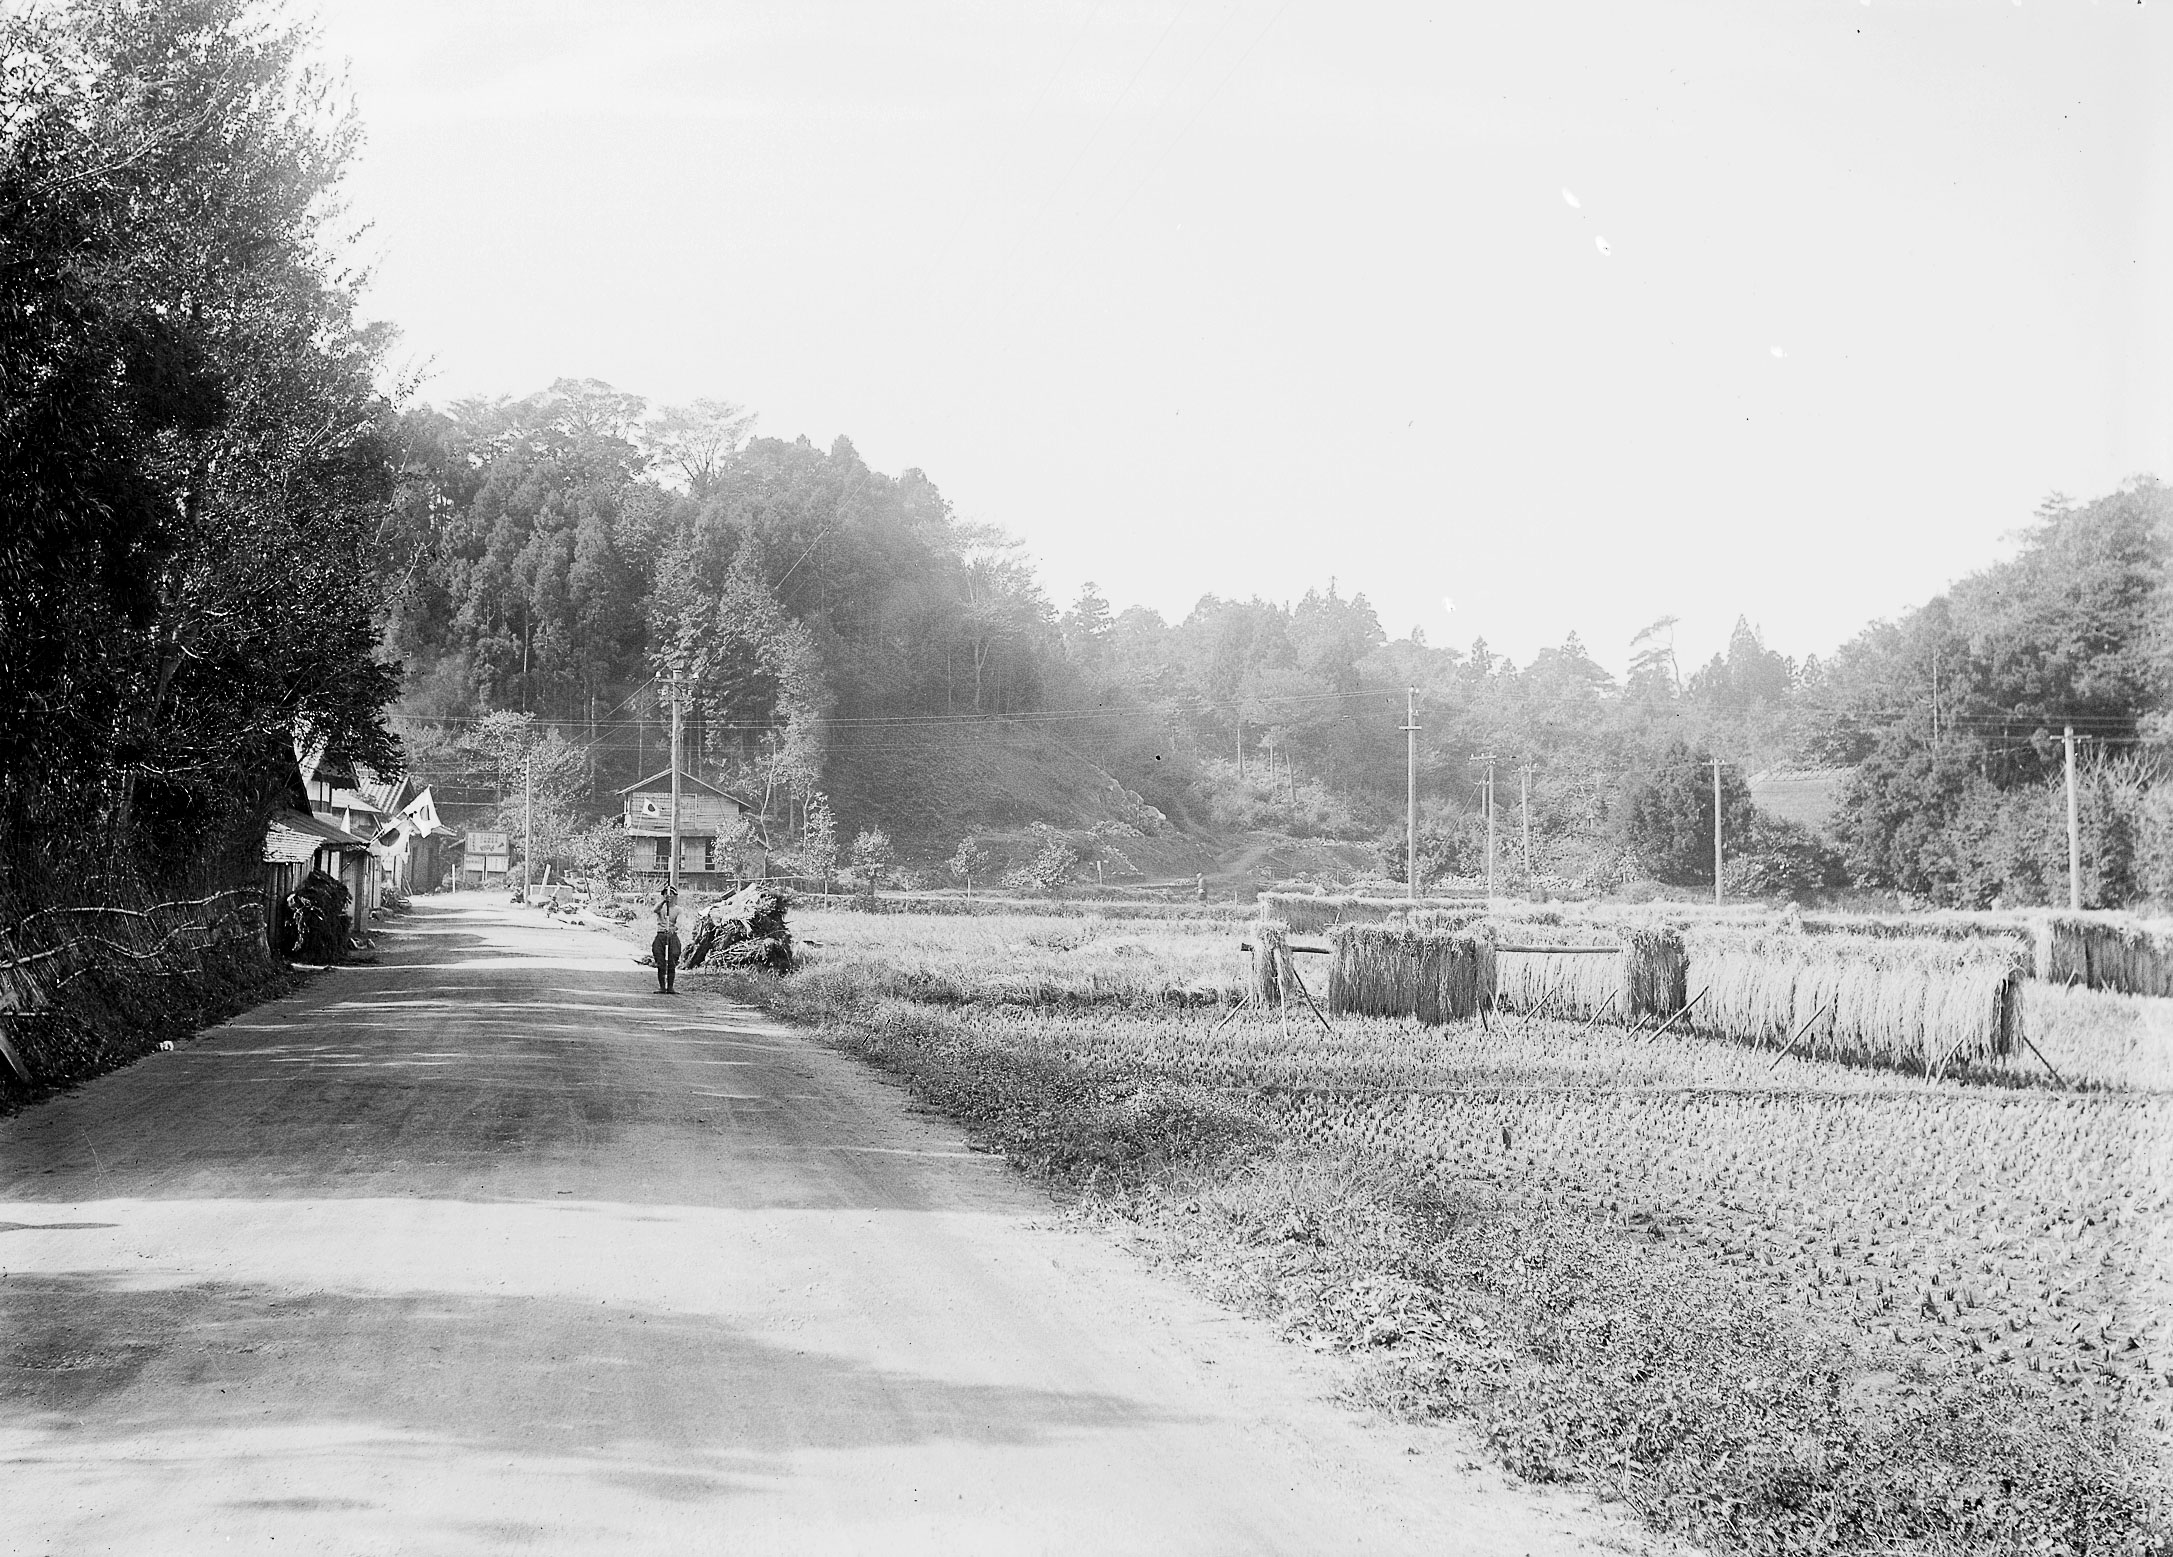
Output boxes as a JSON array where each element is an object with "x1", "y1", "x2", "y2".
[
  {"x1": 2064, "y1": 723, "x2": 2081, "y2": 910},
  {"x1": 1485, "y1": 760, "x2": 1497, "y2": 901},
  {"x1": 1711, "y1": 755, "x2": 1724, "y2": 906},
  {"x1": 1401, "y1": 689, "x2": 1420, "y2": 899},
  {"x1": 1519, "y1": 764, "x2": 1533, "y2": 888},
  {"x1": 669, "y1": 671, "x2": 685, "y2": 891},
  {"x1": 1472, "y1": 750, "x2": 1497, "y2": 901},
  {"x1": 522, "y1": 756, "x2": 533, "y2": 896}
]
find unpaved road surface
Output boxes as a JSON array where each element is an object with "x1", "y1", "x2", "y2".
[{"x1": 1, "y1": 897, "x2": 1656, "y2": 1555}]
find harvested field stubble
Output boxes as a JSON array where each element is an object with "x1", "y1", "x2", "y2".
[{"x1": 689, "y1": 907, "x2": 2173, "y2": 1555}]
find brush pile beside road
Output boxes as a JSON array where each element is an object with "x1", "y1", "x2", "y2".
[{"x1": 684, "y1": 884, "x2": 796, "y2": 972}]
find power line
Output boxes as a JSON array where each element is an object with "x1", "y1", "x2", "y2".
[{"x1": 388, "y1": 684, "x2": 1407, "y2": 734}]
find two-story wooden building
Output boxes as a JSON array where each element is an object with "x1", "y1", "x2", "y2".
[
  {"x1": 297, "y1": 749, "x2": 387, "y2": 916},
  {"x1": 615, "y1": 769, "x2": 766, "y2": 887}
]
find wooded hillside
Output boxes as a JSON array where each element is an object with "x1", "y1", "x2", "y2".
[{"x1": 377, "y1": 378, "x2": 2171, "y2": 908}]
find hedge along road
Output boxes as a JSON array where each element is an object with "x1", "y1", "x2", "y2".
[{"x1": 0, "y1": 896, "x2": 1653, "y2": 1556}]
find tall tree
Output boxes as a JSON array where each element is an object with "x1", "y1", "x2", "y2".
[
  {"x1": 1, "y1": 0, "x2": 402, "y2": 881},
  {"x1": 643, "y1": 398, "x2": 755, "y2": 499}
]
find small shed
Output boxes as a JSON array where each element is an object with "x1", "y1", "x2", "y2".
[
  {"x1": 264, "y1": 809, "x2": 374, "y2": 953},
  {"x1": 614, "y1": 768, "x2": 764, "y2": 885}
]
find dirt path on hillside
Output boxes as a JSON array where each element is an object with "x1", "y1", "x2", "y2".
[{"x1": 0, "y1": 896, "x2": 1664, "y2": 1555}]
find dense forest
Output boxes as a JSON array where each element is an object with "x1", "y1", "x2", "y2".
[
  {"x1": 5, "y1": 2, "x2": 2167, "y2": 916},
  {"x1": 374, "y1": 379, "x2": 2173, "y2": 908}
]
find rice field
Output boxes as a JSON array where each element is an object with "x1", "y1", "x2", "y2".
[{"x1": 698, "y1": 906, "x2": 2173, "y2": 1552}]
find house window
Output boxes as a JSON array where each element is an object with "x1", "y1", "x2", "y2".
[
  {"x1": 703, "y1": 837, "x2": 717, "y2": 872},
  {"x1": 654, "y1": 838, "x2": 671, "y2": 872}
]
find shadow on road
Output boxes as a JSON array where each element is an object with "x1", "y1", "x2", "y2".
[
  {"x1": 0, "y1": 899, "x2": 1012, "y2": 1214},
  {"x1": 1, "y1": 1269, "x2": 1170, "y2": 1493}
]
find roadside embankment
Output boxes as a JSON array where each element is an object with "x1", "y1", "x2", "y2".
[{"x1": 0, "y1": 885, "x2": 297, "y2": 1114}]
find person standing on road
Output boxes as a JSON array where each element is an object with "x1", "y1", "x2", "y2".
[{"x1": 651, "y1": 884, "x2": 683, "y2": 994}]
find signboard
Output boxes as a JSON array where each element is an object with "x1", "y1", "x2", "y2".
[{"x1": 466, "y1": 831, "x2": 509, "y2": 855}]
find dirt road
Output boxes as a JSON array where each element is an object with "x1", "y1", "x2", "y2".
[{"x1": 1, "y1": 897, "x2": 1649, "y2": 1555}]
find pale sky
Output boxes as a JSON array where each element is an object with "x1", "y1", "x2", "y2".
[{"x1": 316, "y1": 0, "x2": 2173, "y2": 678}]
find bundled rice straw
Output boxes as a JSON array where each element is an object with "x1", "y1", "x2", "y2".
[
  {"x1": 1325, "y1": 923, "x2": 1495, "y2": 1024},
  {"x1": 1494, "y1": 937, "x2": 1620, "y2": 1019},
  {"x1": 1490, "y1": 922, "x2": 1685, "y2": 1025},
  {"x1": 1623, "y1": 925, "x2": 1688, "y2": 1021},
  {"x1": 2031, "y1": 913, "x2": 2173, "y2": 997},
  {"x1": 1286, "y1": 893, "x2": 2163, "y2": 1001},
  {"x1": 1683, "y1": 928, "x2": 2024, "y2": 1069},
  {"x1": 1248, "y1": 920, "x2": 1299, "y2": 1005},
  {"x1": 1797, "y1": 911, "x2": 2034, "y2": 951},
  {"x1": 1259, "y1": 892, "x2": 1487, "y2": 936}
]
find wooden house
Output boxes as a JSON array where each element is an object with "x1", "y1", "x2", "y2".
[
  {"x1": 614, "y1": 769, "x2": 765, "y2": 886},
  {"x1": 297, "y1": 748, "x2": 388, "y2": 914},
  {"x1": 263, "y1": 801, "x2": 373, "y2": 954},
  {"x1": 369, "y1": 783, "x2": 456, "y2": 896}
]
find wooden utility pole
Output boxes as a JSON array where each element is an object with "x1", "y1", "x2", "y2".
[
  {"x1": 2064, "y1": 723, "x2": 2081, "y2": 910},
  {"x1": 1402, "y1": 689, "x2": 1420, "y2": 900},
  {"x1": 1519, "y1": 764, "x2": 1533, "y2": 886},
  {"x1": 522, "y1": 756, "x2": 533, "y2": 895},
  {"x1": 669, "y1": 672, "x2": 685, "y2": 891},
  {"x1": 1711, "y1": 754, "x2": 1724, "y2": 905},
  {"x1": 1473, "y1": 751, "x2": 1497, "y2": 901},
  {"x1": 1486, "y1": 761, "x2": 1497, "y2": 901}
]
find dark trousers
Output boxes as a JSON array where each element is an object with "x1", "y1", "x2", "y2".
[{"x1": 652, "y1": 931, "x2": 681, "y2": 990}]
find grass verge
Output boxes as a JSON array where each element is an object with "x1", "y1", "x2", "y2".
[{"x1": 695, "y1": 911, "x2": 2171, "y2": 1556}]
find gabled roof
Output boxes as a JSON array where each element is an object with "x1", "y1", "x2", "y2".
[
  {"x1": 296, "y1": 743, "x2": 362, "y2": 790},
  {"x1": 612, "y1": 768, "x2": 752, "y2": 808},
  {"x1": 265, "y1": 811, "x2": 373, "y2": 864},
  {"x1": 360, "y1": 773, "x2": 416, "y2": 814},
  {"x1": 328, "y1": 788, "x2": 384, "y2": 817}
]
